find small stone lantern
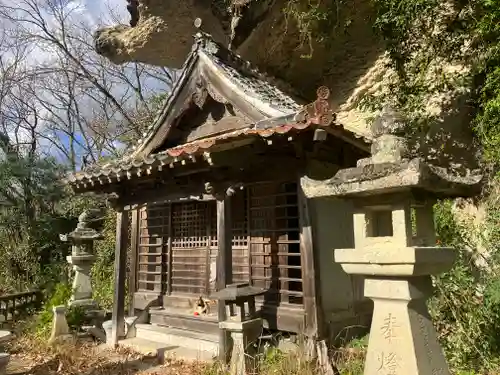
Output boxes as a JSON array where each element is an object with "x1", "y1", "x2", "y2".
[
  {"x1": 48, "y1": 305, "x2": 73, "y2": 344},
  {"x1": 302, "y1": 106, "x2": 483, "y2": 375},
  {"x1": 0, "y1": 331, "x2": 12, "y2": 375},
  {"x1": 60, "y1": 211, "x2": 103, "y2": 308},
  {"x1": 212, "y1": 283, "x2": 265, "y2": 375}
]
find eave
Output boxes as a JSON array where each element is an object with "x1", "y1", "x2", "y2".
[{"x1": 65, "y1": 112, "x2": 370, "y2": 193}]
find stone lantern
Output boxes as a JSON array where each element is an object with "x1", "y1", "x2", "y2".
[
  {"x1": 302, "y1": 106, "x2": 483, "y2": 375},
  {"x1": 60, "y1": 211, "x2": 103, "y2": 308},
  {"x1": 212, "y1": 283, "x2": 265, "y2": 375},
  {"x1": 0, "y1": 331, "x2": 12, "y2": 375}
]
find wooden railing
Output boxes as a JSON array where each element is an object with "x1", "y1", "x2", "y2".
[{"x1": 0, "y1": 291, "x2": 42, "y2": 326}]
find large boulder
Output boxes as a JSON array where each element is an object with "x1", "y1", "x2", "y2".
[
  {"x1": 93, "y1": 0, "x2": 481, "y2": 177},
  {"x1": 94, "y1": 0, "x2": 382, "y2": 105}
]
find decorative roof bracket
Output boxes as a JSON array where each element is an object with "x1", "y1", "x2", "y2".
[{"x1": 295, "y1": 86, "x2": 336, "y2": 126}]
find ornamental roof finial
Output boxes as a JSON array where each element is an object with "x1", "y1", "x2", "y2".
[{"x1": 194, "y1": 18, "x2": 203, "y2": 29}]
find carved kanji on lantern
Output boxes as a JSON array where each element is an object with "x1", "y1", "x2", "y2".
[{"x1": 302, "y1": 86, "x2": 336, "y2": 126}]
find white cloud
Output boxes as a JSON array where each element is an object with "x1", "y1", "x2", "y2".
[{"x1": 82, "y1": 0, "x2": 129, "y2": 27}]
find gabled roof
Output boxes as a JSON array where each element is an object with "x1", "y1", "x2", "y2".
[
  {"x1": 66, "y1": 33, "x2": 373, "y2": 192},
  {"x1": 67, "y1": 92, "x2": 371, "y2": 191},
  {"x1": 130, "y1": 32, "x2": 303, "y2": 158}
]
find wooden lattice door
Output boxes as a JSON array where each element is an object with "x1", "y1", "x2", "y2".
[
  {"x1": 170, "y1": 201, "x2": 215, "y2": 296},
  {"x1": 248, "y1": 181, "x2": 303, "y2": 307},
  {"x1": 135, "y1": 181, "x2": 302, "y2": 307},
  {"x1": 137, "y1": 204, "x2": 169, "y2": 293}
]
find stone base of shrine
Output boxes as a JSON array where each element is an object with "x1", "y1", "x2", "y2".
[{"x1": 117, "y1": 323, "x2": 218, "y2": 362}]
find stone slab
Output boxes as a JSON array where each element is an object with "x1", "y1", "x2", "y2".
[
  {"x1": 0, "y1": 332, "x2": 12, "y2": 344},
  {"x1": 211, "y1": 283, "x2": 265, "y2": 301},
  {"x1": 334, "y1": 247, "x2": 456, "y2": 276},
  {"x1": 67, "y1": 255, "x2": 96, "y2": 263},
  {"x1": 301, "y1": 158, "x2": 482, "y2": 199},
  {"x1": 219, "y1": 317, "x2": 262, "y2": 332},
  {"x1": 119, "y1": 337, "x2": 214, "y2": 363},
  {"x1": 135, "y1": 324, "x2": 219, "y2": 356}
]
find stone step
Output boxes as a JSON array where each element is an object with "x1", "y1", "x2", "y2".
[
  {"x1": 135, "y1": 324, "x2": 219, "y2": 357},
  {"x1": 119, "y1": 337, "x2": 214, "y2": 362},
  {"x1": 119, "y1": 337, "x2": 171, "y2": 357},
  {"x1": 149, "y1": 308, "x2": 219, "y2": 335}
]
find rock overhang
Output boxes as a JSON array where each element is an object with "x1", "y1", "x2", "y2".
[
  {"x1": 91, "y1": 0, "x2": 482, "y2": 181},
  {"x1": 94, "y1": 0, "x2": 230, "y2": 67}
]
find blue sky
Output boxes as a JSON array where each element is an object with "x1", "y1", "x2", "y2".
[
  {"x1": 0, "y1": 0, "x2": 174, "y2": 166},
  {"x1": 78, "y1": 0, "x2": 129, "y2": 26},
  {"x1": 64, "y1": 1, "x2": 173, "y2": 165}
]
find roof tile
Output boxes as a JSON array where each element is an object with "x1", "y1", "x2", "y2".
[{"x1": 67, "y1": 115, "x2": 370, "y2": 189}]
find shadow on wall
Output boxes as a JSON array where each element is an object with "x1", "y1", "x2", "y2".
[
  {"x1": 414, "y1": 92, "x2": 481, "y2": 178},
  {"x1": 308, "y1": 195, "x2": 371, "y2": 345},
  {"x1": 237, "y1": 0, "x2": 384, "y2": 103}
]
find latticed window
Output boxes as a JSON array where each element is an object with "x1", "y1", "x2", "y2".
[
  {"x1": 135, "y1": 180, "x2": 303, "y2": 307},
  {"x1": 247, "y1": 181, "x2": 303, "y2": 306},
  {"x1": 137, "y1": 204, "x2": 170, "y2": 293}
]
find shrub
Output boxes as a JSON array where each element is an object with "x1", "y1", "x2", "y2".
[
  {"x1": 32, "y1": 282, "x2": 86, "y2": 341},
  {"x1": 431, "y1": 199, "x2": 500, "y2": 372},
  {"x1": 91, "y1": 209, "x2": 117, "y2": 311}
]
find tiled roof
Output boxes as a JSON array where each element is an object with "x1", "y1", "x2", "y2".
[
  {"x1": 66, "y1": 107, "x2": 370, "y2": 190},
  {"x1": 201, "y1": 52, "x2": 301, "y2": 114},
  {"x1": 197, "y1": 35, "x2": 302, "y2": 114},
  {"x1": 130, "y1": 47, "x2": 199, "y2": 153},
  {"x1": 131, "y1": 32, "x2": 303, "y2": 156},
  {"x1": 67, "y1": 120, "x2": 304, "y2": 188}
]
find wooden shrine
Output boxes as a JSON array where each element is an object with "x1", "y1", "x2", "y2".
[{"x1": 66, "y1": 31, "x2": 373, "y2": 353}]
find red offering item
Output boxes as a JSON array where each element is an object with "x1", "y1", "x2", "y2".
[{"x1": 194, "y1": 312, "x2": 199, "y2": 316}]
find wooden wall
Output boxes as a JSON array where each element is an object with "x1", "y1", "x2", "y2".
[{"x1": 131, "y1": 179, "x2": 304, "y2": 311}]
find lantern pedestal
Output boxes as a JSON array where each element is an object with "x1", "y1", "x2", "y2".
[
  {"x1": 333, "y1": 197, "x2": 457, "y2": 375},
  {"x1": 212, "y1": 283, "x2": 265, "y2": 375},
  {"x1": 49, "y1": 305, "x2": 73, "y2": 344},
  {"x1": 361, "y1": 276, "x2": 448, "y2": 374},
  {"x1": 66, "y1": 254, "x2": 98, "y2": 309}
]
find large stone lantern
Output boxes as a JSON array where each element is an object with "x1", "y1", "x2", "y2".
[
  {"x1": 60, "y1": 211, "x2": 103, "y2": 308},
  {"x1": 302, "y1": 106, "x2": 482, "y2": 375}
]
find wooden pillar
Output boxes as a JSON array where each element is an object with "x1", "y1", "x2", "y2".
[
  {"x1": 216, "y1": 192, "x2": 233, "y2": 362},
  {"x1": 111, "y1": 208, "x2": 128, "y2": 347},
  {"x1": 166, "y1": 205, "x2": 173, "y2": 296},
  {"x1": 298, "y1": 177, "x2": 323, "y2": 340},
  {"x1": 128, "y1": 209, "x2": 139, "y2": 316}
]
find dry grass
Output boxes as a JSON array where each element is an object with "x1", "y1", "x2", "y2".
[
  {"x1": 332, "y1": 335, "x2": 367, "y2": 375},
  {"x1": 200, "y1": 347, "x2": 317, "y2": 375},
  {"x1": 258, "y1": 346, "x2": 317, "y2": 375},
  {"x1": 3, "y1": 333, "x2": 369, "y2": 375},
  {"x1": 6, "y1": 336, "x2": 210, "y2": 375},
  {"x1": 4, "y1": 335, "x2": 323, "y2": 375}
]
